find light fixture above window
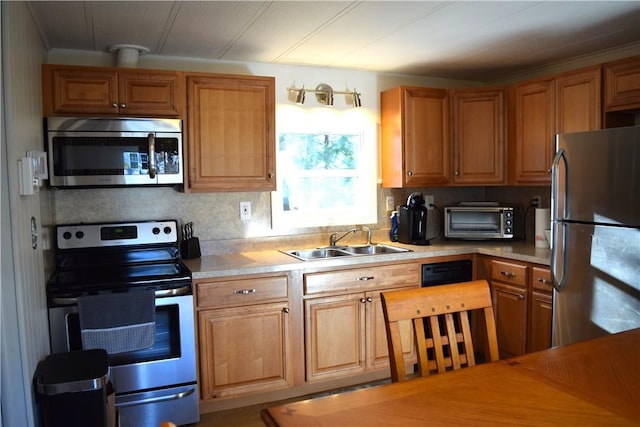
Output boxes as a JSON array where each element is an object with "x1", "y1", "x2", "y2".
[{"x1": 289, "y1": 83, "x2": 362, "y2": 108}]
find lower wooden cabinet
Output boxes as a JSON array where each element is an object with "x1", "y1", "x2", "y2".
[
  {"x1": 304, "y1": 287, "x2": 415, "y2": 382},
  {"x1": 303, "y1": 263, "x2": 420, "y2": 382},
  {"x1": 477, "y1": 256, "x2": 552, "y2": 358},
  {"x1": 195, "y1": 274, "x2": 291, "y2": 401},
  {"x1": 527, "y1": 266, "x2": 553, "y2": 353},
  {"x1": 491, "y1": 281, "x2": 528, "y2": 357}
]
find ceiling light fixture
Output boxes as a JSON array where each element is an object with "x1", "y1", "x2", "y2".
[{"x1": 288, "y1": 83, "x2": 362, "y2": 108}]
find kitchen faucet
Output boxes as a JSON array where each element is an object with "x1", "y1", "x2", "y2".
[
  {"x1": 329, "y1": 226, "x2": 372, "y2": 247},
  {"x1": 329, "y1": 228, "x2": 358, "y2": 247}
]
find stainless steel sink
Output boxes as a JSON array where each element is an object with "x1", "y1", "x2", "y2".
[
  {"x1": 342, "y1": 244, "x2": 411, "y2": 255},
  {"x1": 281, "y1": 244, "x2": 410, "y2": 261}
]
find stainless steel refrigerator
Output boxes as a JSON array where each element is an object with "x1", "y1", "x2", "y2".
[{"x1": 551, "y1": 125, "x2": 640, "y2": 347}]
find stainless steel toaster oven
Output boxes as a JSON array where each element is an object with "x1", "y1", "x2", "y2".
[{"x1": 444, "y1": 204, "x2": 514, "y2": 239}]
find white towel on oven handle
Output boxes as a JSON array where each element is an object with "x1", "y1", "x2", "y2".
[{"x1": 78, "y1": 289, "x2": 156, "y2": 354}]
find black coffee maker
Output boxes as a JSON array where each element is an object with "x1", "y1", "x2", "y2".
[{"x1": 398, "y1": 192, "x2": 430, "y2": 245}]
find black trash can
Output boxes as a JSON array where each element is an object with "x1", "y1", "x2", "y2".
[{"x1": 34, "y1": 349, "x2": 110, "y2": 427}]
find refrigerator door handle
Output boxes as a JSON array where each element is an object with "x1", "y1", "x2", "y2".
[
  {"x1": 550, "y1": 147, "x2": 568, "y2": 291},
  {"x1": 550, "y1": 221, "x2": 568, "y2": 291},
  {"x1": 551, "y1": 147, "x2": 567, "y2": 221}
]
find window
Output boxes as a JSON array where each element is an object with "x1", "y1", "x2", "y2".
[{"x1": 271, "y1": 127, "x2": 376, "y2": 229}]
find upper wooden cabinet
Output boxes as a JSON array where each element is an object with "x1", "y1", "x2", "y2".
[
  {"x1": 381, "y1": 86, "x2": 450, "y2": 187},
  {"x1": 186, "y1": 73, "x2": 275, "y2": 192},
  {"x1": 510, "y1": 66, "x2": 601, "y2": 185},
  {"x1": 604, "y1": 55, "x2": 640, "y2": 112},
  {"x1": 42, "y1": 64, "x2": 184, "y2": 117},
  {"x1": 510, "y1": 78, "x2": 555, "y2": 185},
  {"x1": 451, "y1": 88, "x2": 506, "y2": 185}
]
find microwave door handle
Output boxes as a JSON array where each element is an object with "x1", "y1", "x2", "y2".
[{"x1": 148, "y1": 133, "x2": 156, "y2": 179}]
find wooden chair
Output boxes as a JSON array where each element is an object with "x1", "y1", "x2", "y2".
[{"x1": 381, "y1": 279, "x2": 499, "y2": 382}]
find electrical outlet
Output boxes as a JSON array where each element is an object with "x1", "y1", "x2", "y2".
[
  {"x1": 425, "y1": 195, "x2": 434, "y2": 210},
  {"x1": 532, "y1": 195, "x2": 541, "y2": 208},
  {"x1": 385, "y1": 196, "x2": 395, "y2": 211},
  {"x1": 240, "y1": 201, "x2": 251, "y2": 220}
]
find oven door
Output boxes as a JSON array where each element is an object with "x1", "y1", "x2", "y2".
[
  {"x1": 47, "y1": 130, "x2": 183, "y2": 187},
  {"x1": 48, "y1": 294, "x2": 196, "y2": 393}
]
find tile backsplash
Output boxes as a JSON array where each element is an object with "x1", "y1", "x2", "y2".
[{"x1": 52, "y1": 184, "x2": 550, "y2": 255}]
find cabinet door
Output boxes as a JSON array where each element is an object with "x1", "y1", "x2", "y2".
[
  {"x1": 528, "y1": 266, "x2": 553, "y2": 353},
  {"x1": 50, "y1": 67, "x2": 118, "y2": 115},
  {"x1": 511, "y1": 79, "x2": 555, "y2": 185},
  {"x1": 451, "y1": 88, "x2": 506, "y2": 185},
  {"x1": 491, "y1": 282, "x2": 527, "y2": 358},
  {"x1": 304, "y1": 294, "x2": 366, "y2": 382},
  {"x1": 367, "y1": 288, "x2": 416, "y2": 371},
  {"x1": 528, "y1": 291, "x2": 552, "y2": 353},
  {"x1": 187, "y1": 74, "x2": 275, "y2": 192},
  {"x1": 118, "y1": 71, "x2": 183, "y2": 116},
  {"x1": 555, "y1": 67, "x2": 601, "y2": 134},
  {"x1": 381, "y1": 87, "x2": 450, "y2": 187},
  {"x1": 604, "y1": 55, "x2": 640, "y2": 112},
  {"x1": 198, "y1": 302, "x2": 291, "y2": 400}
]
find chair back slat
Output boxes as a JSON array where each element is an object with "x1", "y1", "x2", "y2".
[{"x1": 381, "y1": 280, "x2": 499, "y2": 382}]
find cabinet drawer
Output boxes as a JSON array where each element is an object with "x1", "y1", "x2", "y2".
[
  {"x1": 491, "y1": 260, "x2": 527, "y2": 288},
  {"x1": 305, "y1": 263, "x2": 420, "y2": 295},
  {"x1": 531, "y1": 266, "x2": 552, "y2": 293},
  {"x1": 196, "y1": 275, "x2": 288, "y2": 308}
]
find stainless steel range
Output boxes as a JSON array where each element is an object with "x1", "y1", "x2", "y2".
[{"x1": 47, "y1": 220, "x2": 199, "y2": 427}]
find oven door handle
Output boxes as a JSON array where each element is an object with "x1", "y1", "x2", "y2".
[
  {"x1": 51, "y1": 285, "x2": 192, "y2": 306},
  {"x1": 116, "y1": 386, "x2": 196, "y2": 408}
]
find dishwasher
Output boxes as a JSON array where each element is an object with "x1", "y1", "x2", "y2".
[
  {"x1": 419, "y1": 259, "x2": 477, "y2": 365},
  {"x1": 422, "y1": 259, "x2": 472, "y2": 286}
]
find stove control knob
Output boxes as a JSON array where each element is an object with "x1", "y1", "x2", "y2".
[
  {"x1": 152, "y1": 227, "x2": 161, "y2": 235},
  {"x1": 75, "y1": 231, "x2": 84, "y2": 239},
  {"x1": 164, "y1": 226, "x2": 172, "y2": 234},
  {"x1": 63, "y1": 231, "x2": 72, "y2": 240}
]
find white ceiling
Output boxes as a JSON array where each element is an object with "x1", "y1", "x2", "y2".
[{"x1": 27, "y1": 1, "x2": 640, "y2": 81}]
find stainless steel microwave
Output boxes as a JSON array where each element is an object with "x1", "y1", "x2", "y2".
[
  {"x1": 45, "y1": 117, "x2": 183, "y2": 187},
  {"x1": 444, "y1": 205, "x2": 514, "y2": 239}
]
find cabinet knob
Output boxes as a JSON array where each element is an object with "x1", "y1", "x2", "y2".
[
  {"x1": 283, "y1": 307, "x2": 290, "y2": 314},
  {"x1": 366, "y1": 297, "x2": 373, "y2": 303},
  {"x1": 120, "y1": 103, "x2": 126, "y2": 108},
  {"x1": 517, "y1": 294, "x2": 525, "y2": 300},
  {"x1": 407, "y1": 171, "x2": 413, "y2": 176},
  {"x1": 360, "y1": 298, "x2": 367, "y2": 304},
  {"x1": 454, "y1": 170, "x2": 459, "y2": 176},
  {"x1": 268, "y1": 173, "x2": 274, "y2": 179},
  {"x1": 111, "y1": 103, "x2": 118, "y2": 108},
  {"x1": 538, "y1": 278, "x2": 551, "y2": 284}
]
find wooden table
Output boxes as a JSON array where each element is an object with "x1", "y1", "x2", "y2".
[{"x1": 262, "y1": 328, "x2": 640, "y2": 426}]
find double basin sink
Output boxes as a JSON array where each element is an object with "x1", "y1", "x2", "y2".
[{"x1": 281, "y1": 244, "x2": 411, "y2": 261}]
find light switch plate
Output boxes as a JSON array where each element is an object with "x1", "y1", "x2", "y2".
[{"x1": 385, "y1": 196, "x2": 395, "y2": 211}]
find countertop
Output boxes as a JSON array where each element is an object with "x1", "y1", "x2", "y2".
[{"x1": 183, "y1": 240, "x2": 551, "y2": 280}]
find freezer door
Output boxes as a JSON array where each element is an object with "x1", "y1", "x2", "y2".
[
  {"x1": 554, "y1": 126, "x2": 640, "y2": 227},
  {"x1": 552, "y1": 222, "x2": 640, "y2": 347}
]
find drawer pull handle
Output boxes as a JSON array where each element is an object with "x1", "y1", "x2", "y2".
[
  {"x1": 358, "y1": 276, "x2": 375, "y2": 281},
  {"x1": 233, "y1": 288, "x2": 256, "y2": 295},
  {"x1": 500, "y1": 271, "x2": 516, "y2": 278},
  {"x1": 538, "y1": 278, "x2": 551, "y2": 284}
]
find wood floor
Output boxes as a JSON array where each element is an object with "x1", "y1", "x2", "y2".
[{"x1": 194, "y1": 379, "x2": 391, "y2": 427}]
